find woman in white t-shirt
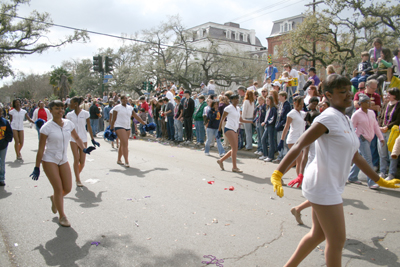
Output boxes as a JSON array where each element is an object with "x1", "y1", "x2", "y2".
[
  {"x1": 110, "y1": 95, "x2": 146, "y2": 168},
  {"x1": 66, "y1": 97, "x2": 100, "y2": 187},
  {"x1": 270, "y1": 75, "x2": 400, "y2": 267},
  {"x1": 9, "y1": 99, "x2": 34, "y2": 160},
  {"x1": 279, "y1": 96, "x2": 306, "y2": 176},
  {"x1": 30, "y1": 100, "x2": 96, "y2": 227},
  {"x1": 217, "y1": 94, "x2": 252, "y2": 173}
]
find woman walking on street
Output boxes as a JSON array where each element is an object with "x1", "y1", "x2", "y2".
[
  {"x1": 9, "y1": 99, "x2": 35, "y2": 160},
  {"x1": 217, "y1": 94, "x2": 252, "y2": 173},
  {"x1": 270, "y1": 75, "x2": 400, "y2": 267},
  {"x1": 110, "y1": 95, "x2": 146, "y2": 168},
  {"x1": 30, "y1": 100, "x2": 95, "y2": 227},
  {"x1": 66, "y1": 97, "x2": 100, "y2": 187}
]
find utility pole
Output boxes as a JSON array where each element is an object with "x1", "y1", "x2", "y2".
[{"x1": 305, "y1": 0, "x2": 324, "y2": 67}]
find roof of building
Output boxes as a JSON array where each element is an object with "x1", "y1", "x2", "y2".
[
  {"x1": 186, "y1": 22, "x2": 263, "y2": 47},
  {"x1": 268, "y1": 14, "x2": 306, "y2": 38}
]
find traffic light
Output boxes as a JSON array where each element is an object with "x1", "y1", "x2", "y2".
[
  {"x1": 142, "y1": 81, "x2": 147, "y2": 91},
  {"x1": 148, "y1": 82, "x2": 154, "y2": 91},
  {"x1": 93, "y1": 55, "x2": 103, "y2": 72},
  {"x1": 105, "y1": 56, "x2": 114, "y2": 73}
]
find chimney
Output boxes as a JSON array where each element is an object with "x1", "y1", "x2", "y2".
[{"x1": 250, "y1": 30, "x2": 256, "y2": 45}]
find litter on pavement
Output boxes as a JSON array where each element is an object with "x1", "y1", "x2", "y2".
[{"x1": 202, "y1": 255, "x2": 224, "y2": 267}]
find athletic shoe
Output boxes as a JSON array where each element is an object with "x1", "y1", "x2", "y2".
[
  {"x1": 272, "y1": 159, "x2": 281, "y2": 164},
  {"x1": 385, "y1": 174, "x2": 395, "y2": 181},
  {"x1": 254, "y1": 151, "x2": 260, "y2": 154},
  {"x1": 219, "y1": 153, "x2": 225, "y2": 158},
  {"x1": 205, "y1": 153, "x2": 210, "y2": 156},
  {"x1": 258, "y1": 156, "x2": 266, "y2": 160},
  {"x1": 379, "y1": 173, "x2": 387, "y2": 178},
  {"x1": 369, "y1": 184, "x2": 380, "y2": 190},
  {"x1": 264, "y1": 157, "x2": 273, "y2": 162},
  {"x1": 348, "y1": 180, "x2": 362, "y2": 185}
]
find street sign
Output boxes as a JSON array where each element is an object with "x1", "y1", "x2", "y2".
[
  {"x1": 104, "y1": 75, "x2": 113, "y2": 79},
  {"x1": 103, "y1": 79, "x2": 108, "y2": 84}
]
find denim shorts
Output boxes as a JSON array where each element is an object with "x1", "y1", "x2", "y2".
[
  {"x1": 115, "y1": 127, "x2": 130, "y2": 131},
  {"x1": 224, "y1": 127, "x2": 237, "y2": 133}
]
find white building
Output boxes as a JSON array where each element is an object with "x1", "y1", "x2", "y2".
[{"x1": 185, "y1": 22, "x2": 264, "y2": 53}]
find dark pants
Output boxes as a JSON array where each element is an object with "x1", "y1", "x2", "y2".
[
  {"x1": 370, "y1": 135, "x2": 379, "y2": 167},
  {"x1": 262, "y1": 125, "x2": 276, "y2": 159},
  {"x1": 167, "y1": 116, "x2": 175, "y2": 140},
  {"x1": 184, "y1": 117, "x2": 193, "y2": 141},
  {"x1": 238, "y1": 128, "x2": 244, "y2": 149},
  {"x1": 156, "y1": 118, "x2": 162, "y2": 138}
]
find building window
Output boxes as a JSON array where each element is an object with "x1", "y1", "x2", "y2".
[
  {"x1": 243, "y1": 33, "x2": 248, "y2": 42},
  {"x1": 274, "y1": 45, "x2": 279, "y2": 56},
  {"x1": 262, "y1": 53, "x2": 268, "y2": 60},
  {"x1": 284, "y1": 23, "x2": 288, "y2": 32},
  {"x1": 235, "y1": 32, "x2": 240, "y2": 40},
  {"x1": 226, "y1": 30, "x2": 231, "y2": 39}
]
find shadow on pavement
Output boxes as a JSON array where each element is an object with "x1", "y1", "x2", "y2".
[
  {"x1": 343, "y1": 198, "x2": 369, "y2": 210},
  {"x1": 374, "y1": 188, "x2": 400, "y2": 198},
  {"x1": 109, "y1": 167, "x2": 168, "y2": 178},
  {"x1": 0, "y1": 187, "x2": 12, "y2": 199},
  {"x1": 6, "y1": 160, "x2": 24, "y2": 168},
  {"x1": 34, "y1": 226, "x2": 91, "y2": 267},
  {"x1": 65, "y1": 187, "x2": 106, "y2": 208},
  {"x1": 343, "y1": 238, "x2": 400, "y2": 266}
]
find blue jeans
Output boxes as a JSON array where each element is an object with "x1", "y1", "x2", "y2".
[
  {"x1": 276, "y1": 130, "x2": 288, "y2": 160},
  {"x1": 370, "y1": 135, "x2": 379, "y2": 167},
  {"x1": 205, "y1": 128, "x2": 225, "y2": 155},
  {"x1": 348, "y1": 137, "x2": 377, "y2": 187},
  {"x1": 167, "y1": 116, "x2": 175, "y2": 140},
  {"x1": 378, "y1": 131, "x2": 398, "y2": 176},
  {"x1": 139, "y1": 124, "x2": 146, "y2": 135},
  {"x1": 262, "y1": 125, "x2": 276, "y2": 159},
  {"x1": 194, "y1": 121, "x2": 205, "y2": 144},
  {"x1": 350, "y1": 74, "x2": 369, "y2": 89},
  {"x1": 256, "y1": 123, "x2": 264, "y2": 152},
  {"x1": 148, "y1": 113, "x2": 154, "y2": 134},
  {"x1": 174, "y1": 119, "x2": 183, "y2": 141},
  {"x1": 90, "y1": 118, "x2": 99, "y2": 136},
  {"x1": 0, "y1": 147, "x2": 7, "y2": 181},
  {"x1": 156, "y1": 119, "x2": 162, "y2": 138},
  {"x1": 238, "y1": 128, "x2": 244, "y2": 149},
  {"x1": 244, "y1": 118, "x2": 253, "y2": 149}
]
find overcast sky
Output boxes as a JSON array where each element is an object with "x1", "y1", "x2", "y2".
[{"x1": 1, "y1": 0, "x2": 319, "y2": 86}]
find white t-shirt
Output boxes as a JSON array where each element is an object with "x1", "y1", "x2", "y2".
[
  {"x1": 113, "y1": 104, "x2": 133, "y2": 129},
  {"x1": 302, "y1": 108, "x2": 359, "y2": 205},
  {"x1": 224, "y1": 104, "x2": 241, "y2": 131},
  {"x1": 9, "y1": 109, "x2": 27, "y2": 131},
  {"x1": 40, "y1": 119, "x2": 75, "y2": 165},
  {"x1": 289, "y1": 69, "x2": 299, "y2": 79},
  {"x1": 286, "y1": 109, "x2": 306, "y2": 144},
  {"x1": 166, "y1": 91, "x2": 174, "y2": 102},
  {"x1": 66, "y1": 110, "x2": 90, "y2": 143}
]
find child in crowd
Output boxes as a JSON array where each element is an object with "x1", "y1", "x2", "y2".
[
  {"x1": 305, "y1": 97, "x2": 320, "y2": 129},
  {"x1": 351, "y1": 51, "x2": 373, "y2": 89}
]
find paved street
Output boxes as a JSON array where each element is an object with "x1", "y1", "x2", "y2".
[{"x1": 1, "y1": 123, "x2": 400, "y2": 267}]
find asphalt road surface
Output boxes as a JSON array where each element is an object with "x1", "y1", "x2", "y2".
[{"x1": 0, "y1": 123, "x2": 399, "y2": 267}]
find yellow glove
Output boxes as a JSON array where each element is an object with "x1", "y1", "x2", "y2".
[
  {"x1": 376, "y1": 177, "x2": 400, "y2": 188},
  {"x1": 271, "y1": 170, "x2": 284, "y2": 198}
]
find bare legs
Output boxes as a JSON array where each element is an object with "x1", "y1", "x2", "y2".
[
  {"x1": 13, "y1": 130, "x2": 24, "y2": 159},
  {"x1": 287, "y1": 144, "x2": 303, "y2": 176},
  {"x1": 70, "y1": 142, "x2": 87, "y2": 184},
  {"x1": 285, "y1": 203, "x2": 346, "y2": 267},
  {"x1": 42, "y1": 161, "x2": 72, "y2": 220},
  {"x1": 116, "y1": 129, "x2": 129, "y2": 164},
  {"x1": 219, "y1": 130, "x2": 239, "y2": 170}
]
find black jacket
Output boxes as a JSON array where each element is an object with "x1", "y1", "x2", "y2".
[
  {"x1": 182, "y1": 98, "x2": 195, "y2": 118},
  {"x1": 0, "y1": 118, "x2": 13, "y2": 150},
  {"x1": 275, "y1": 101, "x2": 292, "y2": 131}
]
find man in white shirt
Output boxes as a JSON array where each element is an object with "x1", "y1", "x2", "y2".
[
  {"x1": 170, "y1": 82, "x2": 177, "y2": 92},
  {"x1": 284, "y1": 64, "x2": 299, "y2": 104},
  {"x1": 247, "y1": 81, "x2": 258, "y2": 92}
]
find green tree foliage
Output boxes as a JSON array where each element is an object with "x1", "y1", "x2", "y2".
[
  {"x1": 0, "y1": 0, "x2": 89, "y2": 78},
  {"x1": 49, "y1": 66, "x2": 73, "y2": 99},
  {"x1": 281, "y1": 0, "x2": 400, "y2": 74}
]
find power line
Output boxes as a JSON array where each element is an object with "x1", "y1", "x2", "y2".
[
  {"x1": 238, "y1": 0, "x2": 307, "y2": 24},
  {"x1": 230, "y1": 0, "x2": 294, "y2": 22},
  {"x1": 2, "y1": 13, "x2": 276, "y2": 64}
]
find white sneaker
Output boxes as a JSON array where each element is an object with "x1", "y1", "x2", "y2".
[
  {"x1": 254, "y1": 151, "x2": 259, "y2": 154},
  {"x1": 219, "y1": 153, "x2": 225, "y2": 157},
  {"x1": 258, "y1": 156, "x2": 266, "y2": 160},
  {"x1": 385, "y1": 174, "x2": 395, "y2": 181},
  {"x1": 205, "y1": 153, "x2": 210, "y2": 156},
  {"x1": 264, "y1": 157, "x2": 272, "y2": 162}
]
